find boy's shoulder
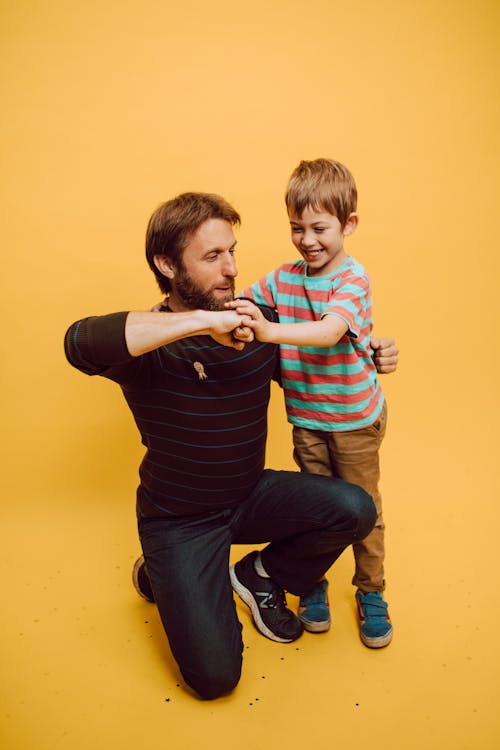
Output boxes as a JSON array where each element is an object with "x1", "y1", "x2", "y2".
[
  {"x1": 341, "y1": 255, "x2": 368, "y2": 279},
  {"x1": 273, "y1": 259, "x2": 308, "y2": 277}
]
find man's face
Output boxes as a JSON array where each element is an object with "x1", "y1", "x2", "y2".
[{"x1": 169, "y1": 219, "x2": 238, "y2": 311}]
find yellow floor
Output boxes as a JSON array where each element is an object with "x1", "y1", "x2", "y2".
[{"x1": 2, "y1": 388, "x2": 499, "y2": 749}]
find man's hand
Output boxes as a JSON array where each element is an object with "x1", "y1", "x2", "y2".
[
  {"x1": 206, "y1": 310, "x2": 253, "y2": 351},
  {"x1": 371, "y1": 336, "x2": 399, "y2": 374},
  {"x1": 233, "y1": 324, "x2": 255, "y2": 344}
]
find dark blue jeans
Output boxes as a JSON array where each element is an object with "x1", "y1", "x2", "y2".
[{"x1": 138, "y1": 469, "x2": 376, "y2": 699}]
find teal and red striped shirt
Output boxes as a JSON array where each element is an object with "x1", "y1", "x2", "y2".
[{"x1": 242, "y1": 256, "x2": 384, "y2": 432}]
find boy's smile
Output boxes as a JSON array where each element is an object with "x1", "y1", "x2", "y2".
[{"x1": 289, "y1": 206, "x2": 358, "y2": 277}]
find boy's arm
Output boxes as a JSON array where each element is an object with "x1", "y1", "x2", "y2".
[{"x1": 227, "y1": 299, "x2": 348, "y2": 347}]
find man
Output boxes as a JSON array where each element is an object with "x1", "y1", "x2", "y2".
[{"x1": 65, "y1": 192, "x2": 397, "y2": 700}]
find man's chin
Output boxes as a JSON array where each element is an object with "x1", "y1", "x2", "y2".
[{"x1": 209, "y1": 290, "x2": 234, "y2": 310}]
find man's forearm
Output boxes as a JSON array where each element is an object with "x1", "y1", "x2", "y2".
[
  {"x1": 126, "y1": 310, "x2": 217, "y2": 356},
  {"x1": 126, "y1": 309, "x2": 251, "y2": 356}
]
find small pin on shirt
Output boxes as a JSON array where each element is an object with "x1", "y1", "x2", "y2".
[{"x1": 193, "y1": 361, "x2": 207, "y2": 381}]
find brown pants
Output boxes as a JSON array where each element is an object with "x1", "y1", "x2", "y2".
[{"x1": 292, "y1": 400, "x2": 387, "y2": 593}]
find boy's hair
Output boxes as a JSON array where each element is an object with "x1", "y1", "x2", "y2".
[
  {"x1": 285, "y1": 158, "x2": 357, "y2": 227},
  {"x1": 145, "y1": 192, "x2": 241, "y2": 294}
]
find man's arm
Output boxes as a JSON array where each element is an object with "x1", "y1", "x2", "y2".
[
  {"x1": 65, "y1": 308, "x2": 252, "y2": 378},
  {"x1": 125, "y1": 309, "x2": 251, "y2": 356}
]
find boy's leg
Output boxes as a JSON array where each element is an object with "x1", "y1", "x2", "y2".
[
  {"x1": 301, "y1": 402, "x2": 392, "y2": 648},
  {"x1": 293, "y1": 402, "x2": 387, "y2": 591},
  {"x1": 323, "y1": 401, "x2": 387, "y2": 593},
  {"x1": 138, "y1": 511, "x2": 243, "y2": 700}
]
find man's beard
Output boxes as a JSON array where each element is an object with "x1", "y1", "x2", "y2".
[{"x1": 174, "y1": 266, "x2": 235, "y2": 311}]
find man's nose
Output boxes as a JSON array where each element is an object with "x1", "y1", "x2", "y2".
[{"x1": 222, "y1": 253, "x2": 238, "y2": 277}]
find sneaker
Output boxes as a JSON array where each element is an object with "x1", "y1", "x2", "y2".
[
  {"x1": 355, "y1": 590, "x2": 393, "y2": 648},
  {"x1": 132, "y1": 555, "x2": 155, "y2": 603},
  {"x1": 298, "y1": 579, "x2": 331, "y2": 633},
  {"x1": 230, "y1": 551, "x2": 304, "y2": 643}
]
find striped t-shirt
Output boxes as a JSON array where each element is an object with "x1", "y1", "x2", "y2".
[
  {"x1": 242, "y1": 256, "x2": 384, "y2": 432},
  {"x1": 64, "y1": 308, "x2": 280, "y2": 518}
]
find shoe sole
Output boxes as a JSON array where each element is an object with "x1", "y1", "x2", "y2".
[
  {"x1": 132, "y1": 555, "x2": 154, "y2": 603},
  {"x1": 359, "y1": 626, "x2": 393, "y2": 648},
  {"x1": 299, "y1": 616, "x2": 331, "y2": 633},
  {"x1": 229, "y1": 565, "x2": 298, "y2": 644}
]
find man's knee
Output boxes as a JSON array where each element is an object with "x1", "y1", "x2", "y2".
[
  {"x1": 344, "y1": 483, "x2": 377, "y2": 540},
  {"x1": 185, "y1": 655, "x2": 242, "y2": 700}
]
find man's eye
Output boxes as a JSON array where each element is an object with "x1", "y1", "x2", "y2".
[{"x1": 315, "y1": 228, "x2": 325, "y2": 233}]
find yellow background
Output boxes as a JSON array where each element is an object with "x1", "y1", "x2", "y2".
[{"x1": 2, "y1": 0, "x2": 499, "y2": 748}]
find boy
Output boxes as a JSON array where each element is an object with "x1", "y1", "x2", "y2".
[{"x1": 229, "y1": 158, "x2": 392, "y2": 648}]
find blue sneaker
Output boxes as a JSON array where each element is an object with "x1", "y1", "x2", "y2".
[
  {"x1": 298, "y1": 579, "x2": 331, "y2": 633},
  {"x1": 355, "y1": 590, "x2": 393, "y2": 648}
]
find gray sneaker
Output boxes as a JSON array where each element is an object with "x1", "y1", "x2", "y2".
[{"x1": 230, "y1": 551, "x2": 304, "y2": 643}]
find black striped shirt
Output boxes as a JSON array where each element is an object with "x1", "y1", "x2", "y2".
[{"x1": 64, "y1": 307, "x2": 280, "y2": 518}]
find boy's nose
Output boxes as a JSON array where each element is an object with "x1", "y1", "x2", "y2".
[{"x1": 301, "y1": 233, "x2": 316, "y2": 248}]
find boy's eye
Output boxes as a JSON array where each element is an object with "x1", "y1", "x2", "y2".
[{"x1": 315, "y1": 228, "x2": 325, "y2": 233}]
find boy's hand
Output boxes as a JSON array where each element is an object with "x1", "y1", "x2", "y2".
[
  {"x1": 225, "y1": 299, "x2": 270, "y2": 341},
  {"x1": 371, "y1": 336, "x2": 399, "y2": 374}
]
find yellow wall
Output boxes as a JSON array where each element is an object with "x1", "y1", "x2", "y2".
[{"x1": 2, "y1": 1, "x2": 499, "y2": 748}]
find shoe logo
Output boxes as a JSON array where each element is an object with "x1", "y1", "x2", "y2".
[{"x1": 256, "y1": 591, "x2": 275, "y2": 609}]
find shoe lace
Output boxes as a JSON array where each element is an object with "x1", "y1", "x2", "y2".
[{"x1": 256, "y1": 582, "x2": 287, "y2": 609}]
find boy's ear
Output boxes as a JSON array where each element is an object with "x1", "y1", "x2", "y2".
[
  {"x1": 343, "y1": 212, "x2": 359, "y2": 237},
  {"x1": 154, "y1": 254, "x2": 176, "y2": 280}
]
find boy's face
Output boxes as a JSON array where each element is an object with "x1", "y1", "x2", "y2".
[{"x1": 289, "y1": 206, "x2": 357, "y2": 276}]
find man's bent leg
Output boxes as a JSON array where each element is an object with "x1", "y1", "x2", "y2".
[
  {"x1": 232, "y1": 470, "x2": 376, "y2": 596},
  {"x1": 138, "y1": 512, "x2": 243, "y2": 700}
]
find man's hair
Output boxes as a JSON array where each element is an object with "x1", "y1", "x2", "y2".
[
  {"x1": 145, "y1": 192, "x2": 241, "y2": 294},
  {"x1": 285, "y1": 158, "x2": 357, "y2": 227}
]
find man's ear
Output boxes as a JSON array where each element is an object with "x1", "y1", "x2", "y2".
[
  {"x1": 343, "y1": 213, "x2": 359, "y2": 237},
  {"x1": 154, "y1": 254, "x2": 176, "y2": 279}
]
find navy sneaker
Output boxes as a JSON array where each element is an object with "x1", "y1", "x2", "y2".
[
  {"x1": 132, "y1": 555, "x2": 155, "y2": 603},
  {"x1": 230, "y1": 551, "x2": 304, "y2": 643},
  {"x1": 355, "y1": 590, "x2": 393, "y2": 648},
  {"x1": 298, "y1": 579, "x2": 331, "y2": 633}
]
